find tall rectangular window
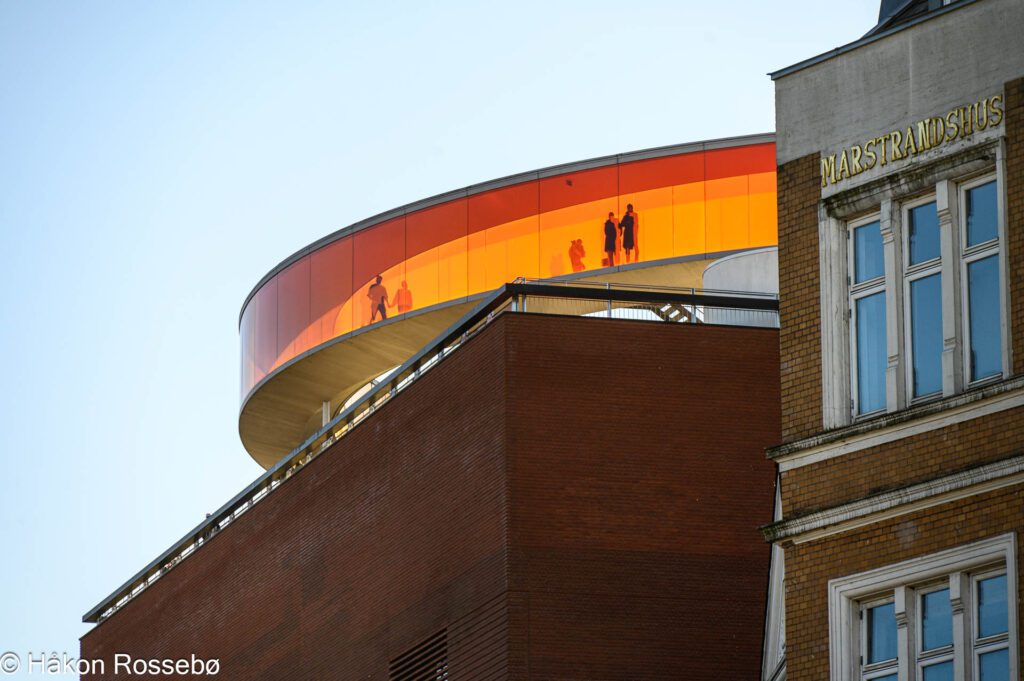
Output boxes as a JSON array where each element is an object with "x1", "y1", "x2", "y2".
[
  {"x1": 831, "y1": 535, "x2": 1017, "y2": 681},
  {"x1": 851, "y1": 219, "x2": 887, "y2": 415},
  {"x1": 905, "y1": 200, "x2": 943, "y2": 398},
  {"x1": 961, "y1": 178, "x2": 1002, "y2": 383}
]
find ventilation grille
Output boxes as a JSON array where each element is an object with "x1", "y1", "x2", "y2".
[{"x1": 389, "y1": 629, "x2": 449, "y2": 681}]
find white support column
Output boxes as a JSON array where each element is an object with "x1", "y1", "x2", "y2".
[
  {"x1": 880, "y1": 199, "x2": 904, "y2": 413},
  {"x1": 895, "y1": 586, "x2": 911, "y2": 681},
  {"x1": 936, "y1": 180, "x2": 962, "y2": 396},
  {"x1": 321, "y1": 400, "x2": 331, "y2": 428},
  {"x1": 820, "y1": 207, "x2": 851, "y2": 429},
  {"x1": 950, "y1": 572, "x2": 969, "y2": 681}
]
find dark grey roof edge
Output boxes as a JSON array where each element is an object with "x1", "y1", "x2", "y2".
[
  {"x1": 768, "y1": 0, "x2": 981, "y2": 81},
  {"x1": 237, "y1": 132, "x2": 776, "y2": 326}
]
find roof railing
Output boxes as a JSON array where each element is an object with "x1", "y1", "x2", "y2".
[{"x1": 83, "y1": 280, "x2": 778, "y2": 624}]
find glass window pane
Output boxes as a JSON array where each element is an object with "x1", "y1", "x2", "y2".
[
  {"x1": 978, "y1": 575, "x2": 1008, "y2": 638},
  {"x1": 910, "y1": 274, "x2": 943, "y2": 397},
  {"x1": 921, "y1": 588, "x2": 952, "y2": 650},
  {"x1": 967, "y1": 255, "x2": 1002, "y2": 381},
  {"x1": 873, "y1": 675, "x2": 898, "y2": 681},
  {"x1": 966, "y1": 180, "x2": 998, "y2": 247},
  {"x1": 922, "y1": 660, "x2": 954, "y2": 681},
  {"x1": 909, "y1": 202, "x2": 940, "y2": 265},
  {"x1": 854, "y1": 220, "x2": 884, "y2": 283},
  {"x1": 979, "y1": 648, "x2": 1009, "y2": 681},
  {"x1": 856, "y1": 292, "x2": 887, "y2": 414},
  {"x1": 867, "y1": 603, "x2": 897, "y2": 663}
]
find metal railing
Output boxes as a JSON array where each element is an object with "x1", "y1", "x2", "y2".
[{"x1": 83, "y1": 280, "x2": 778, "y2": 624}]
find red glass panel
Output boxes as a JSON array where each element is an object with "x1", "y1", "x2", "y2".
[
  {"x1": 619, "y1": 152, "x2": 703, "y2": 195},
  {"x1": 311, "y1": 236, "x2": 353, "y2": 342},
  {"x1": 252, "y1": 278, "x2": 278, "y2": 379},
  {"x1": 468, "y1": 182, "x2": 538, "y2": 234},
  {"x1": 276, "y1": 256, "x2": 311, "y2": 365},
  {"x1": 705, "y1": 143, "x2": 775, "y2": 181},
  {"x1": 539, "y1": 165, "x2": 618, "y2": 214}
]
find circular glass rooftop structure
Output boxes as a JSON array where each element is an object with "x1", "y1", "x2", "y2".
[{"x1": 240, "y1": 134, "x2": 777, "y2": 467}]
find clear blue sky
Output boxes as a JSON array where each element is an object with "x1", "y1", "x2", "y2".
[{"x1": 0, "y1": 0, "x2": 877, "y2": 673}]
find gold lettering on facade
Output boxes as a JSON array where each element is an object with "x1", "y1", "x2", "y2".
[
  {"x1": 863, "y1": 139, "x2": 877, "y2": 170},
  {"x1": 903, "y1": 126, "x2": 918, "y2": 156},
  {"x1": 990, "y1": 94, "x2": 1004, "y2": 126},
  {"x1": 821, "y1": 155, "x2": 837, "y2": 188},
  {"x1": 821, "y1": 94, "x2": 1004, "y2": 187},
  {"x1": 890, "y1": 130, "x2": 904, "y2": 161},
  {"x1": 851, "y1": 145, "x2": 864, "y2": 175}
]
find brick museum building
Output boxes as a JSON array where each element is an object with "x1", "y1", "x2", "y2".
[
  {"x1": 79, "y1": 1, "x2": 1024, "y2": 679},
  {"x1": 762, "y1": 2, "x2": 1024, "y2": 681}
]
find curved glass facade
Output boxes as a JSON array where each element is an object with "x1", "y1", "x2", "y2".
[{"x1": 240, "y1": 141, "x2": 777, "y2": 398}]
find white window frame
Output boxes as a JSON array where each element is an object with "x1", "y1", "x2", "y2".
[
  {"x1": 849, "y1": 212, "x2": 887, "y2": 418},
  {"x1": 829, "y1": 533, "x2": 1018, "y2": 681},
  {"x1": 958, "y1": 172, "x2": 1008, "y2": 388},
  {"x1": 823, "y1": 144, "x2": 1010, "y2": 428},
  {"x1": 901, "y1": 194, "x2": 944, "y2": 404}
]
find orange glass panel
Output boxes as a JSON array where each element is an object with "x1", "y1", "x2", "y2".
[
  {"x1": 748, "y1": 171, "x2": 778, "y2": 248},
  {"x1": 539, "y1": 165, "x2": 618, "y2": 214},
  {"x1": 276, "y1": 256, "x2": 311, "y2": 366},
  {"x1": 406, "y1": 199, "x2": 468, "y2": 312},
  {"x1": 353, "y1": 217, "x2": 406, "y2": 328},
  {"x1": 468, "y1": 182, "x2": 538, "y2": 235},
  {"x1": 540, "y1": 165, "x2": 618, "y2": 272},
  {"x1": 311, "y1": 236, "x2": 353, "y2": 341},
  {"x1": 619, "y1": 152, "x2": 703, "y2": 195},
  {"x1": 539, "y1": 199, "x2": 616, "y2": 276},
  {"x1": 241, "y1": 143, "x2": 781, "y2": 403},
  {"x1": 407, "y1": 199, "x2": 467, "y2": 256},
  {"x1": 437, "y1": 236, "x2": 468, "y2": 302},
  {"x1": 252, "y1": 278, "x2": 278, "y2": 380},
  {"x1": 705, "y1": 143, "x2": 775, "y2": 181},
  {"x1": 673, "y1": 182, "x2": 706, "y2": 256},
  {"x1": 617, "y1": 187, "x2": 673, "y2": 264},
  {"x1": 705, "y1": 175, "x2": 750, "y2": 253}
]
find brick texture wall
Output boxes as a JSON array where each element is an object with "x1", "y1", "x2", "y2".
[
  {"x1": 82, "y1": 312, "x2": 512, "y2": 680},
  {"x1": 777, "y1": 153, "x2": 824, "y2": 443},
  {"x1": 780, "y1": 404, "x2": 1024, "y2": 517},
  {"x1": 81, "y1": 313, "x2": 781, "y2": 680},
  {"x1": 784, "y1": 487, "x2": 1024, "y2": 681},
  {"x1": 1007, "y1": 76, "x2": 1024, "y2": 375},
  {"x1": 504, "y1": 316, "x2": 781, "y2": 680}
]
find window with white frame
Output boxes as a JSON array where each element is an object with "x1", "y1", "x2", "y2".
[
  {"x1": 843, "y1": 167, "x2": 1007, "y2": 421},
  {"x1": 829, "y1": 534, "x2": 1018, "y2": 681},
  {"x1": 960, "y1": 177, "x2": 1003, "y2": 384},
  {"x1": 903, "y1": 197, "x2": 943, "y2": 401},
  {"x1": 850, "y1": 216, "x2": 888, "y2": 416}
]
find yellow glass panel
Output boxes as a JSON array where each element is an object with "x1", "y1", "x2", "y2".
[
  {"x1": 673, "y1": 182, "x2": 706, "y2": 256},
  {"x1": 467, "y1": 230, "x2": 487, "y2": 296},
  {"x1": 437, "y1": 236, "x2": 468, "y2": 302},
  {"x1": 705, "y1": 175, "x2": 750, "y2": 253},
  {"x1": 619, "y1": 187, "x2": 672, "y2": 264}
]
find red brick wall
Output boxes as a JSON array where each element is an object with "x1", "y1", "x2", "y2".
[
  {"x1": 81, "y1": 314, "x2": 781, "y2": 680},
  {"x1": 504, "y1": 316, "x2": 781, "y2": 680},
  {"x1": 1006, "y1": 76, "x2": 1024, "y2": 375},
  {"x1": 777, "y1": 153, "x2": 824, "y2": 443},
  {"x1": 780, "y1": 404, "x2": 1024, "y2": 516},
  {"x1": 784, "y1": 487, "x2": 1024, "y2": 681},
  {"x1": 81, "y1": 317, "x2": 512, "y2": 680}
]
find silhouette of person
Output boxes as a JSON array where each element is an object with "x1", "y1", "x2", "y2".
[
  {"x1": 621, "y1": 203, "x2": 638, "y2": 263},
  {"x1": 368, "y1": 275, "x2": 388, "y2": 323},
  {"x1": 568, "y1": 239, "x2": 586, "y2": 272},
  {"x1": 390, "y1": 280, "x2": 413, "y2": 314},
  {"x1": 603, "y1": 212, "x2": 618, "y2": 267}
]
